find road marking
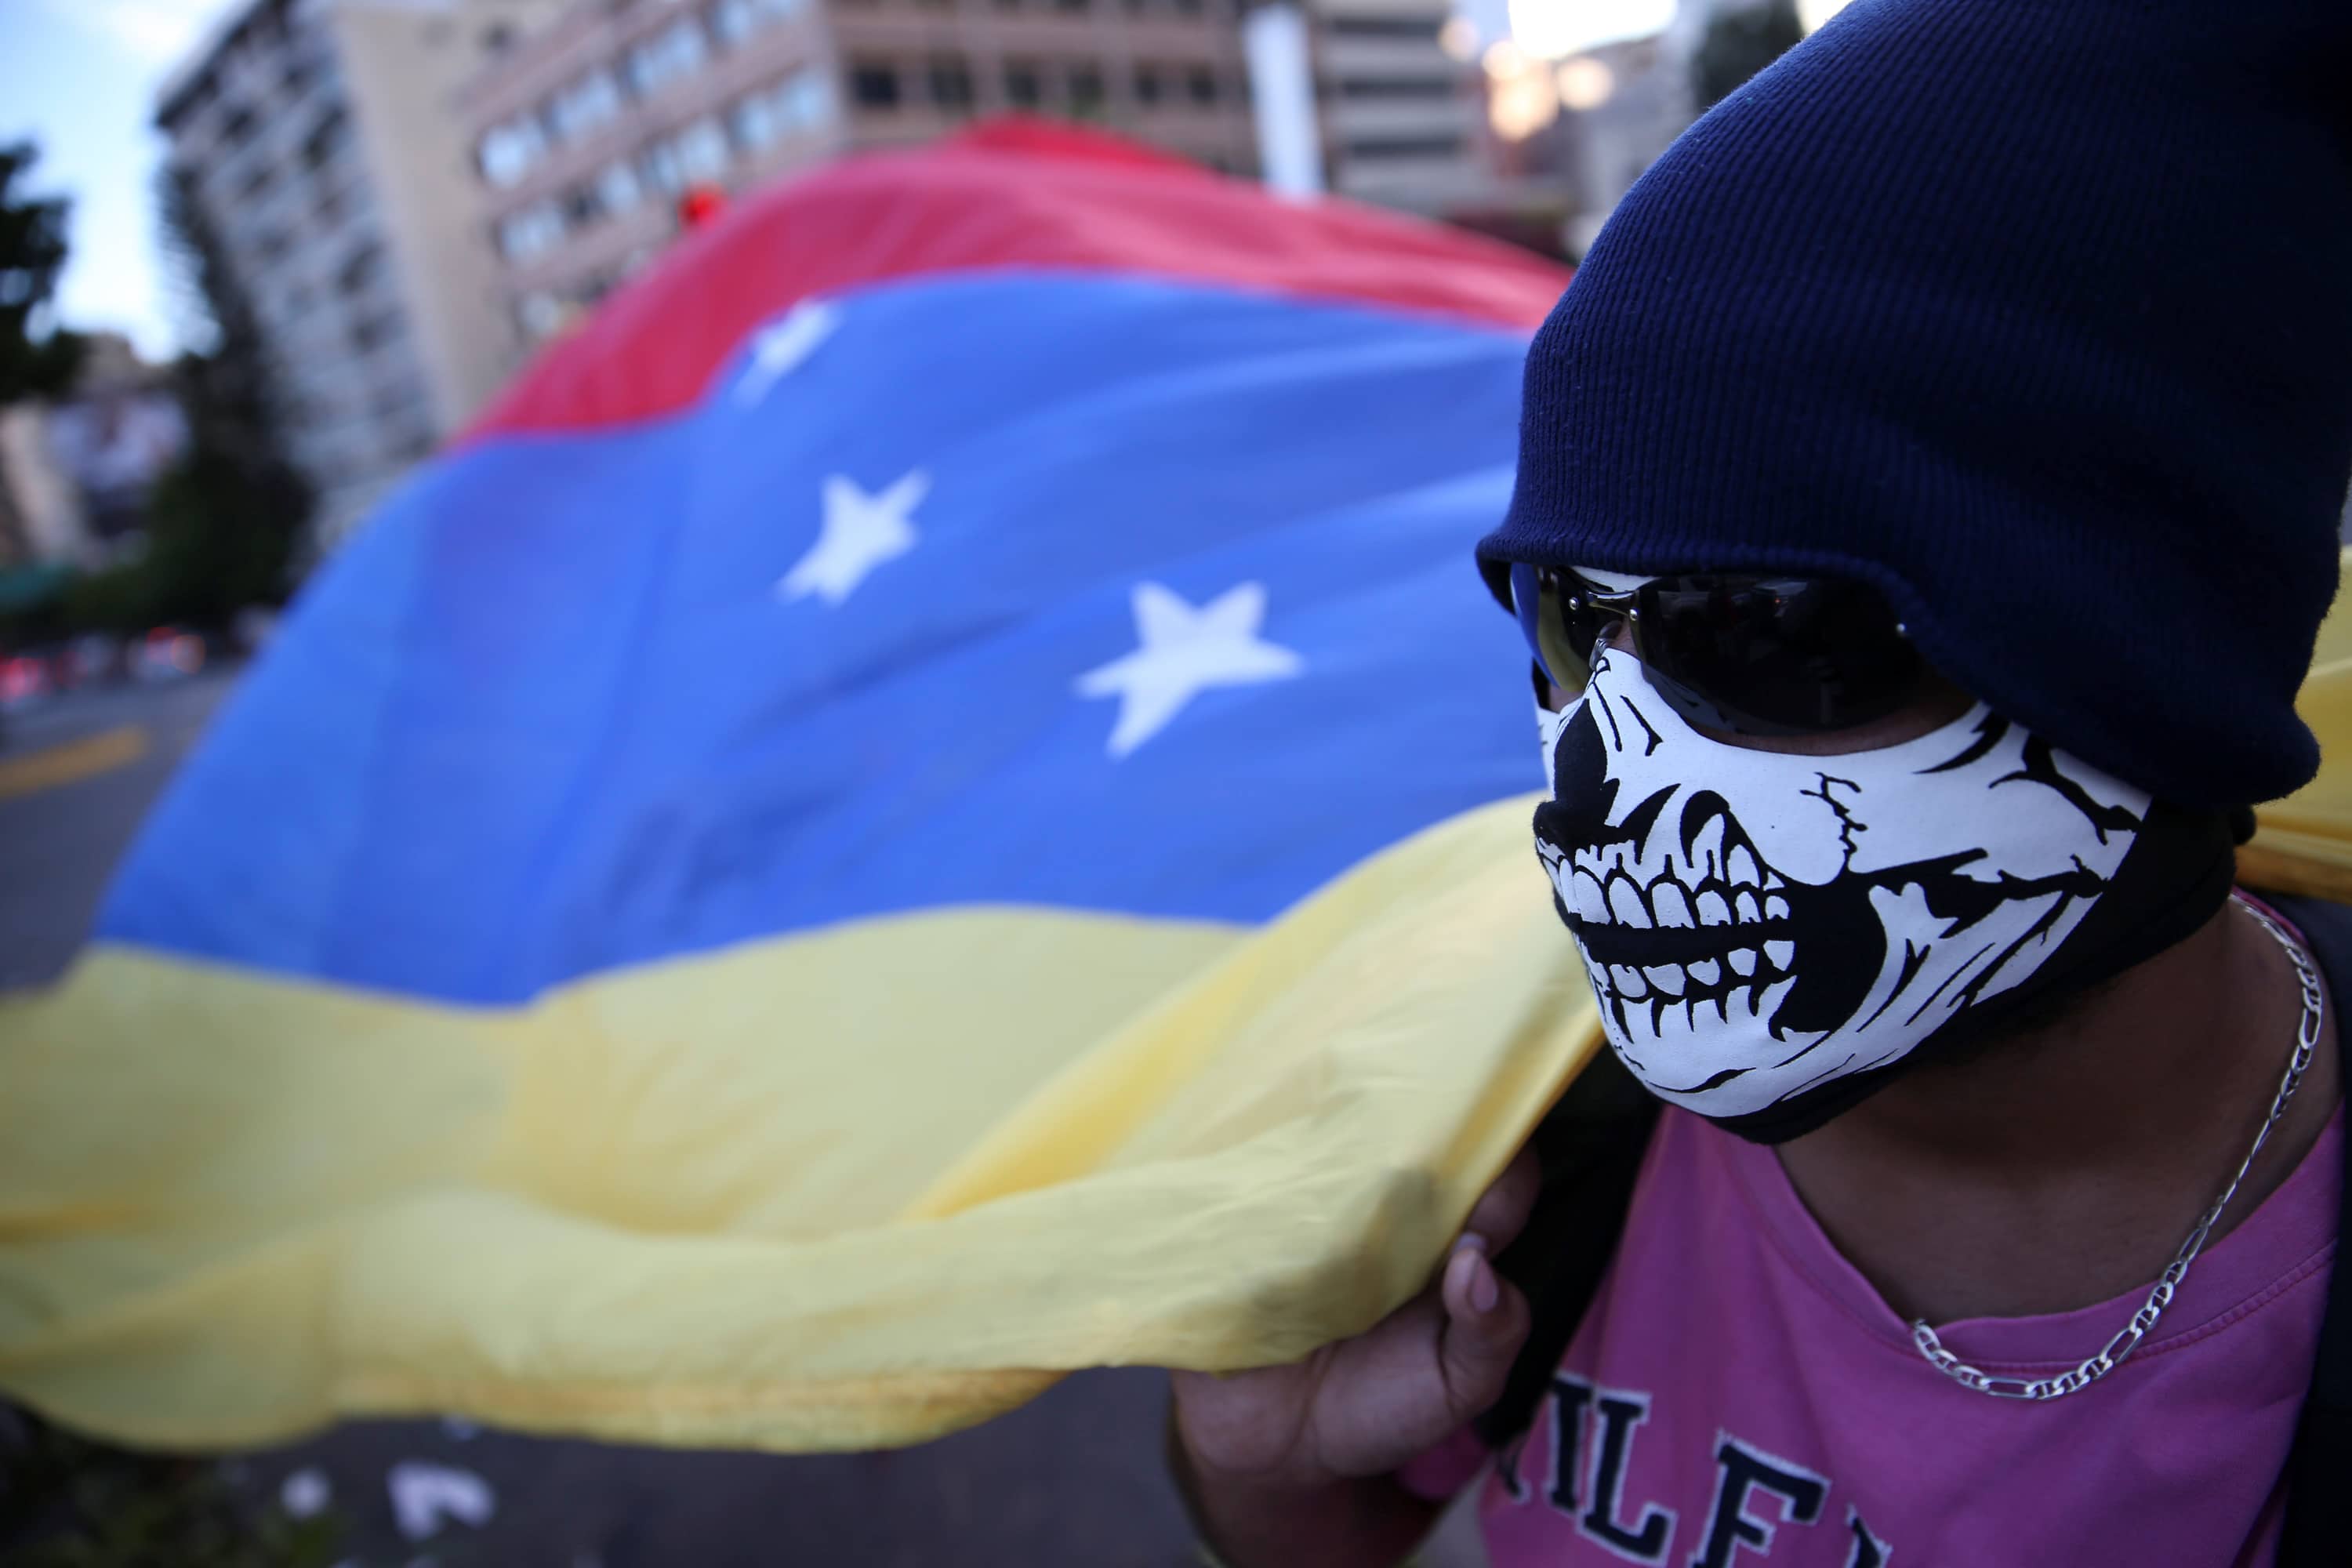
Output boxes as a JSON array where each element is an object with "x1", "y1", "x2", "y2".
[{"x1": 0, "y1": 725, "x2": 149, "y2": 803}]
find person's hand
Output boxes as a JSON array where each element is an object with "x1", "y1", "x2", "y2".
[{"x1": 1171, "y1": 1145, "x2": 1541, "y2": 1493}]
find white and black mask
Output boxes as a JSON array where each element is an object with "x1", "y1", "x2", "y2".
[{"x1": 1535, "y1": 646, "x2": 2165, "y2": 1137}]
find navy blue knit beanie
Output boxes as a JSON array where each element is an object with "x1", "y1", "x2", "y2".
[{"x1": 1483, "y1": 0, "x2": 2352, "y2": 808}]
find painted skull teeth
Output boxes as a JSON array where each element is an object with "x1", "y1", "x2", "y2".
[{"x1": 1530, "y1": 647, "x2": 2151, "y2": 1118}]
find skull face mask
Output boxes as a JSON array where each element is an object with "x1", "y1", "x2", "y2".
[{"x1": 1535, "y1": 646, "x2": 2185, "y2": 1139}]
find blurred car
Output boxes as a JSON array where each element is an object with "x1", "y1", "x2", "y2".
[
  {"x1": 2, "y1": 653, "x2": 51, "y2": 710},
  {"x1": 132, "y1": 628, "x2": 207, "y2": 683},
  {"x1": 67, "y1": 634, "x2": 125, "y2": 685}
]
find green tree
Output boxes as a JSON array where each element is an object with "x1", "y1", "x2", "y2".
[
  {"x1": 0, "y1": 141, "x2": 84, "y2": 403},
  {"x1": 140, "y1": 162, "x2": 310, "y2": 626},
  {"x1": 1692, "y1": 1, "x2": 1807, "y2": 113},
  {"x1": 0, "y1": 141, "x2": 87, "y2": 579}
]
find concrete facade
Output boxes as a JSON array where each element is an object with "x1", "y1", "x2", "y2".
[
  {"x1": 459, "y1": 0, "x2": 1271, "y2": 372},
  {"x1": 461, "y1": 0, "x2": 1488, "y2": 379},
  {"x1": 156, "y1": 0, "x2": 567, "y2": 546},
  {"x1": 1554, "y1": 30, "x2": 1687, "y2": 252},
  {"x1": 1306, "y1": 0, "x2": 1485, "y2": 213}
]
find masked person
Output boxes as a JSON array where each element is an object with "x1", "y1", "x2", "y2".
[{"x1": 1166, "y1": 0, "x2": 2352, "y2": 1563}]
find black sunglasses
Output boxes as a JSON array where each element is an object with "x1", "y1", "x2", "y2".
[{"x1": 1504, "y1": 562, "x2": 1926, "y2": 736}]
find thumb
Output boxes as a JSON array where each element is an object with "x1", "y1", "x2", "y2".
[{"x1": 1434, "y1": 1236, "x2": 1531, "y2": 1423}]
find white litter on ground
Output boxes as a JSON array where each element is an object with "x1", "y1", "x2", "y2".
[
  {"x1": 278, "y1": 1466, "x2": 332, "y2": 1519},
  {"x1": 387, "y1": 1461, "x2": 496, "y2": 1541}
]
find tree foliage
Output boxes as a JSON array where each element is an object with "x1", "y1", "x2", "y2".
[
  {"x1": 0, "y1": 1409, "x2": 345, "y2": 1568},
  {"x1": 130, "y1": 162, "x2": 311, "y2": 627},
  {"x1": 1692, "y1": 1, "x2": 1807, "y2": 113},
  {"x1": 0, "y1": 140, "x2": 85, "y2": 404}
]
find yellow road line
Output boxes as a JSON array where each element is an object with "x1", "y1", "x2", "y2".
[{"x1": 0, "y1": 725, "x2": 150, "y2": 804}]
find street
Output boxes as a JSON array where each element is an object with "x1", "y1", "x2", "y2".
[
  {"x1": 0, "y1": 673, "x2": 1488, "y2": 1566},
  {"x1": 0, "y1": 669, "x2": 234, "y2": 989}
]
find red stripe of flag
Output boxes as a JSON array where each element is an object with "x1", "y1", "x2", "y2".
[{"x1": 466, "y1": 118, "x2": 1571, "y2": 441}]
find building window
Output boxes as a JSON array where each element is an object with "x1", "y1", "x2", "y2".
[
  {"x1": 1132, "y1": 64, "x2": 1164, "y2": 106},
  {"x1": 927, "y1": 58, "x2": 973, "y2": 111},
  {"x1": 479, "y1": 115, "x2": 546, "y2": 187},
  {"x1": 1004, "y1": 60, "x2": 1042, "y2": 108},
  {"x1": 219, "y1": 106, "x2": 259, "y2": 151},
  {"x1": 1054, "y1": 0, "x2": 1088, "y2": 11},
  {"x1": 1185, "y1": 65, "x2": 1218, "y2": 105},
  {"x1": 851, "y1": 64, "x2": 901, "y2": 110},
  {"x1": 598, "y1": 160, "x2": 644, "y2": 212},
  {"x1": 644, "y1": 120, "x2": 731, "y2": 194},
  {"x1": 1066, "y1": 63, "x2": 1105, "y2": 120},
  {"x1": 777, "y1": 71, "x2": 833, "y2": 130},
  {"x1": 713, "y1": 0, "x2": 754, "y2": 45},
  {"x1": 336, "y1": 241, "x2": 384, "y2": 297},
  {"x1": 371, "y1": 379, "x2": 421, "y2": 423},
  {"x1": 731, "y1": 91, "x2": 782, "y2": 151},
  {"x1": 301, "y1": 107, "x2": 350, "y2": 171},
  {"x1": 628, "y1": 17, "x2": 710, "y2": 98},
  {"x1": 550, "y1": 70, "x2": 624, "y2": 140},
  {"x1": 644, "y1": 140, "x2": 686, "y2": 197},
  {"x1": 497, "y1": 203, "x2": 564, "y2": 261},
  {"x1": 1334, "y1": 77, "x2": 1457, "y2": 100},
  {"x1": 712, "y1": 0, "x2": 806, "y2": 46},
  {"x1": 706, "y1": 0, "x2": 809, "y2": 42},
  {"x1": 1325, "y1": 15, "x2": 1444, "y2": 40},
  {"x1": 1341, "y1": 134, "x2": 1467, "y2": 161},
  {"x1": 350, "y1": 310, "x2": 403, "y2": 354},
  {"x1": 673, "y1": 118, "x2": 731, "y2": 182}
]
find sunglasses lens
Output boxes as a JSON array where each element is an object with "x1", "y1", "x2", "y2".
[
  {"x1": 1509, "y1": 563, "x2": 1605, "y2": 696},
  {"x1": 1503, "y1": 564, "x2": 1922, "y2": 735},
  {"x1": 1640, "y1": 577, "x2": 1921, "y2": 734}
]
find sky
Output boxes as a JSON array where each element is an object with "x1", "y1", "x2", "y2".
[
  {"x1": 2, "y1": 0, "x2": 238, "y2": 361},
  {"x1": 1, "y1": 0, "x2": 1682, "y2": 365}
]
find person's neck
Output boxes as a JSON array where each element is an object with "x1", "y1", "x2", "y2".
[{"x1": 1774, "y1": 895, "x2": 2341, "y2": 1324}]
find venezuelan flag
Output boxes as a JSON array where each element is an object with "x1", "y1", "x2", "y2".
[
  {"x1": 9, "y1": 120, "x2": 2352, "y2": 1460},
  {"x1": 0, "y1": 123, "x2": 1604, "y2": 1453}
]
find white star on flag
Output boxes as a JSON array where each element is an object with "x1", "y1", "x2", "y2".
[
  {"x1": 776, "y1": 470, "x2": 930, "y2": 607},
  {"x1": 1076, "y1": 581, "x2": 1305, "y2": 758},
  {"x1": 735, "y1": 299, "x2": 840, "y2": 406}
]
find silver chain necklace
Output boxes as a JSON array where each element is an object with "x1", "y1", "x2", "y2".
[{"x1": 1911, "y1": 894, "x2": 2325, "y2": 1400}]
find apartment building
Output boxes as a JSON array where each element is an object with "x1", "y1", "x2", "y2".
[
  {"x1": 463, "y1": 0, "x2": 1490, "y2": 368},
  {"x1": 156, "y1": 0, "x2": 567, "y2": 545},
  {"x1": 1554, "y1": 30, "x2": 1688, "y2": 252},
  {"x1": 461, "y1": 0, "x2": 1265, "y2": 365},
  {"x1": 1308, "y1": 0, "x2": 1485, "y2": 213}
]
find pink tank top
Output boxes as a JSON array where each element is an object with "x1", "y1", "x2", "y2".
[{"x1": 1406, "y1": 1102, "x2": 2341, "y2": 1566}]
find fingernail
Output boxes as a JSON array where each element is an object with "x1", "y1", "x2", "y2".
[
  {"x1": 1469, "y1": 1256, "x2": 1500, "y2": 1315},
  {"x1": 1454, "y1": 1232, "x2": 1490, "y2": 1256}
]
